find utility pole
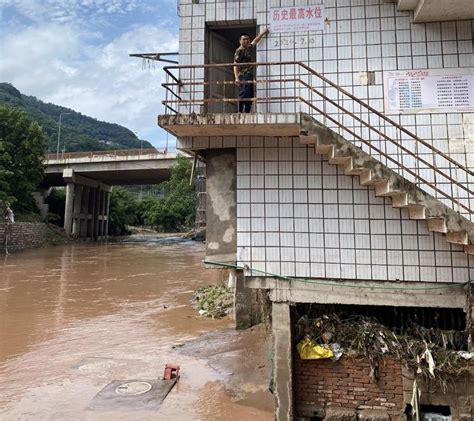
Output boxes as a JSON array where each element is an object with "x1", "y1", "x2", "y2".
[{"x1": 56, "y1": 112, "x2": 72, "y2": 158}]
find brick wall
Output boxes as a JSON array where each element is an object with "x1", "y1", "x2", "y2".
[
  {"x1": 293, "y1": 353, "x2": 404, "y2": 419},
  {"x1": 0, "y1": 222, "x2": 62, "y2": 253}
]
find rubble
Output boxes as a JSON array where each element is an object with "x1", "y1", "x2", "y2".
[
  {"x1": 295, "y1": 314, "x2": 471, "y2": 389},
  {"x1": 192, "y1": 284, "x2": 233, "y2": 318}
]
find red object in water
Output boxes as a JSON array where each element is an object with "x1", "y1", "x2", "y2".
[{"x1": 163, "y1": 364, "x2": 180, "y2": 381}]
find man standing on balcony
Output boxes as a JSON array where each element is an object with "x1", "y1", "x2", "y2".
[{"x1": 234, "y1": 27, "x2": 269, "y2": 113}]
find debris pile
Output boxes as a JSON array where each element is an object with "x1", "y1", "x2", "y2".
[
  {"x1": 192, "y1": 284, "x2": 233, "y2": 318},
  {"x1": 295, "y1": 314, "x2": 472, "y2": 389}
]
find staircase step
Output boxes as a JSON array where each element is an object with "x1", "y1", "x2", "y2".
[
  {"x1": 374, "y1": 179, "x2": 404, "y2": 197},
  {"x1": 374, "y1": 179, "x2": 390, "y2": 195},
  {"x1": 345, "y1": 166, "x2": 366, "y2": 176},
  {"x1": 408, "y1": 204, "x2": 426, "y2": 220},
  {"x1": 299, "y1": 134, "x2": 318, "y2": 145},
  {"x1": 446, "y1": 231, "x2": 468, "y2": 246},
  {"x1": 391, "y1": 192, "x2": 408, "y2": 208},
  {"x1": 302, "y1": 126, "x2": 473, "y2": 257},
  {"x1": 426, "y1": 218, "x2": 447, "y2": 233},
  {"x1": 360, "y1": 169, "x2": 379, "y2": 186},
  {"x1": 316, "y1": 144, "x2": 334, "y2": 155},
  {"x1": 329, "y1": 155, "x2": 351, "y2": 165},
  {"x1": 464, "y1": 245, "x2": 474, "y2": 255}
]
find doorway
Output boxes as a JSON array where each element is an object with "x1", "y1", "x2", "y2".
[{"x1": 205, "y1": 23, "x2": 256, "y2": 113}]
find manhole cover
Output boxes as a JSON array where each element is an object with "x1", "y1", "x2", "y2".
[
  {"x1": 78, "y1": 361, "x2": 115, "y2": 371},
  {"x1": 115, "y1": 381, "x2": 153, "y2": 396}
]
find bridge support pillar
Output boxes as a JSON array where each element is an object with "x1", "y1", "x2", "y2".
[
  {"x1": 64, "y1": 182, "x2": 75, "y2": 236},
  {"x1": 72, "y1": 184, "x2": 83, "y2": 237},
  {"x1": 62, "y1": 169, "x2": 112, "y2": 240}
]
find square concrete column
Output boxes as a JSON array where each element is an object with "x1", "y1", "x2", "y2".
[
  {"x1": 80, "y1": 186, "x2": 90, "y2": 238},
  {"x1": 205, "y1": 149, "x2": 237, "y2": 262},
  {"x1": 72, "y1": 184, "x2": 83, "y2": 237},
  {"x1": 64, "y1": 182, "x2": 75, "y2": 236},
  {"x1": 234, "y1": 270, "x2": 260, "y2": 330},
  {"x1": 272, "y1": 302, "x2": 293, "y2": 420},
  {"x1": 104, "y1": 190, "x2": 111, "y2": 239},
  {"x1": 99, "y1": 190, "x2": 105, "y2": 239},
  {"x1": 89, "y1": 187, "x2": 97, "y2": 238},
  {"x1": 92, "y1": 188, "x2": 100, "y2": 240}
]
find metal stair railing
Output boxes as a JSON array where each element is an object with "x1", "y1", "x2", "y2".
[{"x1": 161, "y1": 61, "x2": 473, "y2": 220}]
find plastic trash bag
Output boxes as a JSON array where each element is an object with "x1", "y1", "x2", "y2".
[
  {"x1": 296, "y1": 338, "x2": 334, "y2": 360},
  {"x1": 330, "y1": 343, "x2": 343, "y2": 361}
]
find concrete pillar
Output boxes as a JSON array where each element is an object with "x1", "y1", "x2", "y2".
[
  {"x1": 72, "y1": 184, "x2": 83, "y2": 237},
  {"x1": 80, "y1": 186, "x2": 90, "y2": 238},
  {"x1": 104, "y1": 190, "x2": 111, "y2": 239},
  {"x1": 234, "y1": 270, "x2": 258, "y2": 330},
  {"x1": 96, "y1": 190, "x2": 103, "y2": 239},
  {"x1": 89, "y1": 187, "x2": 96, "y2": 238},
  {"x1": 272, "y1": 302, "x2": 293, "y2": 421},
  {"x1": 93, "y1": 188, "x2": 101, "y2": 240},
  {"x1": 33, "y1": 189, "x2": 50, "y2": 217},
  {"x1": 64, "y1": 182, "x2": 75, "y2": 236},
  {"x1": 205, "y1": 149, "x2": 237, "y2": 262}
]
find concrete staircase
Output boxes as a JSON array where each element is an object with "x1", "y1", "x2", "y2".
[{"x1": 299, "y1": 114, "x2": 474, "y2": 256}]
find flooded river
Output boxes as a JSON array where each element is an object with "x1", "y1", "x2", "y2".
[{"x1": 0, "y1": 237, "x2": 273, "y2": 420}]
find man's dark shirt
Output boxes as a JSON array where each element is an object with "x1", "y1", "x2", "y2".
[{"x1": 234, "y1": 44, "x2": 254, "y2": 75}]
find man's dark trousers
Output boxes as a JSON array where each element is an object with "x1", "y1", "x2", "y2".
[{"x1": 238, "y1": 73, "x2": 254, "y2": 113}]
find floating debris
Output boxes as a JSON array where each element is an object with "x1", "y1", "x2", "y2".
[
  {"x1": 295, "y1": 314, "x2": 471, "y2": 390},
  {"x1": 192, "y1": 284, "x2": 233, "y2": 318}
]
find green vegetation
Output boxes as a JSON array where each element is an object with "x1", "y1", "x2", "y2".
[
  {"x1": 141, "y1": 156, "x2": 196, "y2": 231},
  {"x1": 108, "y1": 187, "x2": 139, "y2": 235},
  {"x1": 48, "y1": 156, "x2": 197, "y2": 235},
  {"x1": 0, "y1": 83, "x2": 153, "y2": 153},
  {"x1": 0, "y1": 105, "x2": 46, "y2": 213},
  {"x1": 45, "y1": 188, "x2": 66, "y2": 226}
]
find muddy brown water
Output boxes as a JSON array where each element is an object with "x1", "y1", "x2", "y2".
[{"x1": 0, "y1": 237, "x2": 273, "y2": 420}]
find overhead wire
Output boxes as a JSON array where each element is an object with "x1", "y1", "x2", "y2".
[{"x1": 203, "y1": 260, "x2": 470, "y2": 292}]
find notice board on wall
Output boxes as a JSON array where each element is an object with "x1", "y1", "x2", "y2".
[
  {"x1": 384, "y1": 68, "x2": 474, "y2": 114},
  {"x1": 269, "y1": 6, "x2": 325, "y2": 33}
]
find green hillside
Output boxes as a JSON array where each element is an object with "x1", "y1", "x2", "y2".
[{"x1": 0, "y1": 83, "x2": 153, "y2": 153}]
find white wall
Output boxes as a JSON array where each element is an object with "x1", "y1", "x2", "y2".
[
  {"x1": 176, "y1": 0, "x2": 473, "y2": 218},
  {"x1": 235, "y1": 138, "x2": 472, "y2": 282},
  {"x1": 176, "y1": 1, "x2": 474, "y2": 282}
]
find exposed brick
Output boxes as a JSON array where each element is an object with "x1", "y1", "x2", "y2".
[
  {"x1": 294, "y1": 354, "x2": 404, "y2": 418},
  {"x1": 0, "y1": 222, "x2": 60, "y2": 253}
]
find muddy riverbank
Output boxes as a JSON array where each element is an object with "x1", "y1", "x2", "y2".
[{"x1": 0, "y1": 237, "x2": 273, "y2": 420}]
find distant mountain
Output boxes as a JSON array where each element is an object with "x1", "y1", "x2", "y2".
[{"x1": 0, "y1": 83, "x2": 154, "y2": 153}]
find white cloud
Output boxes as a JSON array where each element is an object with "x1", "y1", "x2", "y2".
[
  {"x1": 1, "y1": 0, "x2": 140, "y2": 25},
  {"x1": 0, "y1": 16, "x2": 178, "y2": 148}
]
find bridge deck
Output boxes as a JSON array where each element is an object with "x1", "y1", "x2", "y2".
[{"x1": 44, "y1": 150, "x2": 184, "y2": 186}]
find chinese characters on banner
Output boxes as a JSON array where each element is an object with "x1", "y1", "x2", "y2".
[
  {"x1": 384, "y1": 68, "x2": 474, "y2": 114},
  {"x1": 270, "y1": 6, "x2": 325, "y2": 33}
]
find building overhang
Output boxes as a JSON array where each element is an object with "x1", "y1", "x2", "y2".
[
  {"x1": 245, "y1": 276, "x2": 468, "y2": 309},
  {"x1": 393, "y1": 0, "x2": 474, "y2": 22},
  {"x1": 158, "y1": 113, "x2": 302, "y2": 138}
]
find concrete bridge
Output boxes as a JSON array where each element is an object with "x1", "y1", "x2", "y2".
[{"x1": 42, "y1": 149, "x2": 183, "y2": 240}]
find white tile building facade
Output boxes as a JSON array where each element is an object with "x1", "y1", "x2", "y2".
[{"x1": 175, "y1": 0, "x2": 474, "y2": 283}]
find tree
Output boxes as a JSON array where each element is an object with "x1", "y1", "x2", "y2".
[
  {"x1": 0, "y1": 106, "x2": 46, "y2": 213},
  {"x1": 108, "y1": 187, "x2": 139, "y2": 235},
  {"x1": 143, "y1": 156, "x2": 196, "y2": 232}
]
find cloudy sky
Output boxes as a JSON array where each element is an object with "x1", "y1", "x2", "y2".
[{"x1": 0, "y1": 0, "x2": 179, "y2": 149}]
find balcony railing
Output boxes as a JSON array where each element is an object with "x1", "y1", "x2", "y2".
[{"x1": 162, "y1": 61, "x2": 473, "y2": 220}]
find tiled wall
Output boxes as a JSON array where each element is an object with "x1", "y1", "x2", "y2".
[
  {"x1": 176, "y1": 1, "x2": 474, "y2": 281},
  {"x1": 177, "y1": 0, "x2": 473, "y2": 219},
  {"x1": 235, "y1": 139, "x2": 473, "y2": 282}
]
